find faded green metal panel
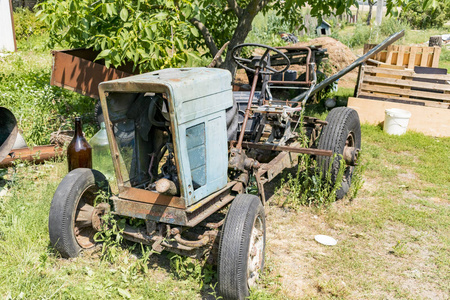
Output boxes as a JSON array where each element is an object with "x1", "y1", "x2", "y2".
[{"x1": 99, "y1": 68, "x2": 233, "y2": 206}]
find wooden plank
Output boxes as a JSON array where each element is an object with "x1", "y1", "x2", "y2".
[
  {"x1": 432, "y1": 47, "x2": 441, "y2": 68},
  {"x1": 355, "y1": 64, "x2": 365, "y2": 97},
  {"x1": 397, "y1": 46, "x2": 405, "y2": 66},
  {"x1": 364, "y1": 66, "x2": 450, "y2": 80},
  {"x1": 378, "y1": 64, "x2": 405, "y2": 71},
  {"x1": 385, "y1": 47, "x2": 394, "y2": 64},
  {"x1": 375, "y1": 46, "x2": 386, "y2": 61},
  {"x1": 390, "y1": 45, "x2": 397, "y2": 64},
  {"x1": 408, "y1": 47, "x2": 417, "y2": 69},
  {"x1": 348, "y1": 97, "x2": 450, "y2": 137},
  {"x1": 360, "y1": 83, "x2": 450, "y2": 101},
  {"x1": 420, "y1": 47, "x2": 429, "y2": 66},
  {"x1": 402, "y1": 46, "x2": 411, "y2": 67},
  {"x1": 363, "y1": 75, "x2": 450, "y2": 92},
  {"x1": 358, "y1": 92, "x2": 450, "y2": 108}
]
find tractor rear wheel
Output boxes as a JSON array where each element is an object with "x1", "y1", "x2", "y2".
[
  {"x1": 218, "y1": 194, "x2": 266, "y2": 299},
  {"x1": 317, "y1": 107, "x2": 361, "y2": 199},
  {"x1": 49, "y1": 168, "x2": 110, "y2": 258}
]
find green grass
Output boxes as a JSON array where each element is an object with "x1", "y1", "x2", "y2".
[
  {"x1": 0, "y1": 52, "x2": 97, "y2": 146},
  {"x1": 0, "y1": 161, "x2": 211, "y2": 299}
]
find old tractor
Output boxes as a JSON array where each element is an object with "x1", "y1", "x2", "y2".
[{"x1": 49, "y1": 38, "x2": 395, "y2": 299}]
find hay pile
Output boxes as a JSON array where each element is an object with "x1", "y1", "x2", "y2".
[{"x1": 291, "y1": 37, "x2": 357, "y2": 74}]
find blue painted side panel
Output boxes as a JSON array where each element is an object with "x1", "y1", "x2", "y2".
[
  {"x1": 186, "y1": 123, "x2": 206, "y2": 189},
  {"x1": 176, "y1": 110, "x2": 228, "y2": 206}
]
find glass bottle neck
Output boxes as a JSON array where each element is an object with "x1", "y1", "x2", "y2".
[{"x1": 74, "y1": 117, "x2": 83, "y2": 137}]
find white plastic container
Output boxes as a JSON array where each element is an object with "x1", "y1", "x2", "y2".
[{"x1": 384, "y1": 108, "x2": 412, "y2": 135}]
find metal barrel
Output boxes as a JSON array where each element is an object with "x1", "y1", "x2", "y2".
[{"x1": 0, "y1": 107, "x2": 18, "y2": 162}]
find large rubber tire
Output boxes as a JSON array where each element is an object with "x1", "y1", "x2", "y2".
[
  {"x1": 49, "y1": 168, "x2": 109, "y2": 258},
  {"x1": 317, "y1": 107, "x2": 361, "y2": 199},
  {"x1": 218, "y1": 194, "x2": 266, "y2": 300}
]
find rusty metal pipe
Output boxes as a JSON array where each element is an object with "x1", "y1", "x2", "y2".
[
  {"x1": 173, "y1": 233, "x2": 210, "y2": 248},
  {"x1": 240, "y1": 141, "x2": 333, "y2": 156},
  {"x1": 236, "y1": 67, "x2": 261, "y2": 150},
  {"x1": 0, "y1": 145, "x2": 64, "y2": 168}
]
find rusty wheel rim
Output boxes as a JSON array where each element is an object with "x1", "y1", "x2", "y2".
[
  {"x1": 247, "y1": 215, "x2": 265, "y2": 288},
  {"x1": 73, "y1": 185, "x2": 98, "y2": 249},
  {"x1": 343, "y1": 131, "x2": 358, "y2": 175}
]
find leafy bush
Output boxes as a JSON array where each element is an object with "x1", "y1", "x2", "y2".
[
  {"x1": 37, "y1": 0, "x2": 202, "y2": 72},
  {"x1": 0, "y1": 56, "x2": 96, "y2": 146},
  {"x1": 379, "y1": 17, "x2": 410, "y2": 36},
  {"x1": 399, "y1": 1, "x2": 450, "y2": 29},
  {"x1": 246, "y1": 11, "x2": 292, "y2": 46},
  {"x1": 168, "y1": 254, "x2": 215, "y2": 289},
  {"x1": 334, "y1": 23, "x2": 379, "y2": 48},
  {"x1": 13, "y1": 8, "x2": 47, "y2": 40},
  {"x1": 440, "y1": 47, "x2": 450, "y2": 62},
  {"x1": 278, "y1": 153, "x2": 346, "y2": 210}
]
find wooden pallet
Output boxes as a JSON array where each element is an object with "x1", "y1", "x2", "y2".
[
  {"x1": 349, "y1": 65, "x2": 450, "y2": 137},
  {"x1": 363, "y1": 44, "x2": 441, "y2": 69},
  {"x1": 355, "y1": 65, "x2": 450, "y2": 107}
]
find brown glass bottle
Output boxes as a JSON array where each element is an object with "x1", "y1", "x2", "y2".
[{"x1": 67, "y1": 117, "x2": 92, "y2": 172}]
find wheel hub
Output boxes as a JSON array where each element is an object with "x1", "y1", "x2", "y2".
[
  {"x1": 74, "y1": 187, "x2": 110, "y2": 249},
  {"x1": 247, "y1": 216, "x2": 264, "y2": 287},
  {"x1": 343, "y1": 132, "x2": 359, "y2": 166}
]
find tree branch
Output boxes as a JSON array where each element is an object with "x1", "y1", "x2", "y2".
[
  {"x1": 189, "y1": 17, "x2": 220, "y2": 57},
  {"x1": 227, "y1": 0, "x2": 243, "y2": 17},
  {"x1": 257, "y1": 0, "x2": 271, "y2": 12},
  {"x1": 207, "y1": 41, "x2": 230, "y2": 68},
  {"x1": 243, "y1": 0, "x2": 262, "y2": 17}
]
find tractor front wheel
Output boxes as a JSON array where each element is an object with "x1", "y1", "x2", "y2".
[
  {"x1": 218, "y1": 194, "x2": 266, "y2": 299},
  {"x1": 49, "y1": 168, "x2": 110, "y2": 258}
]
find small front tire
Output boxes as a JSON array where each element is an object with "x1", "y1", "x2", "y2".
[
  {"x1": 49, "y1": 168, "x2": 109, "y2": 258},
  {"x1": 218, "y1": 194, "x2": 266, "y2": 300}
]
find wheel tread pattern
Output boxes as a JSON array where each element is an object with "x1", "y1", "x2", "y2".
[
  {"x1": 317, "y1": 107, "x2": 361, "y2": 199},
  {"x1": 49, "y1": 168, "x2": 107, "y2": 258},
  {"x1": 218, "y1": 194, "x2": 265, "y2": 300}
]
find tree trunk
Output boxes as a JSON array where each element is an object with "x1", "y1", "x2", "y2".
[
  {"x1": 222, "y1": 11, "x2": 258, "y2": 79},
  {"x1": 376, "y1": 0, "x2": 383, "y2": 25},
  {"x1": 367, "y1": 2, "x2": 374, "y2": 26},
  {"x1": 429, "y1": 36, "x2": 442, "y2": 47}
]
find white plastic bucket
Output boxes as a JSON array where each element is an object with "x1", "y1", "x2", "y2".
[{"x1": 384, "y1": 108, "x2": 411, "y2": 135}]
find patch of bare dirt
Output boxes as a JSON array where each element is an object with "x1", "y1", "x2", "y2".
[{"x1": 262, "y1": 171, "x2": 449, "y2": 299}]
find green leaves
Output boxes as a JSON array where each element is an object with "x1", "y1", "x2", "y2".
[
  {"x1": 120, "y1": 8, "x2": 128, "y2": 22},
  {"x1": 37, "y1": 0, "x2": 202, "y2": 72}
]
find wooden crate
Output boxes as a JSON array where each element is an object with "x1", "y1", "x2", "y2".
[{"x1": 363, "y1": 44, "x2": 441, "y2": 69}]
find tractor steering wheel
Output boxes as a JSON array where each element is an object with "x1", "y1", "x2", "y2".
[{"x1": 231, "y1": 43, "x2": 290, "y2": 75}]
